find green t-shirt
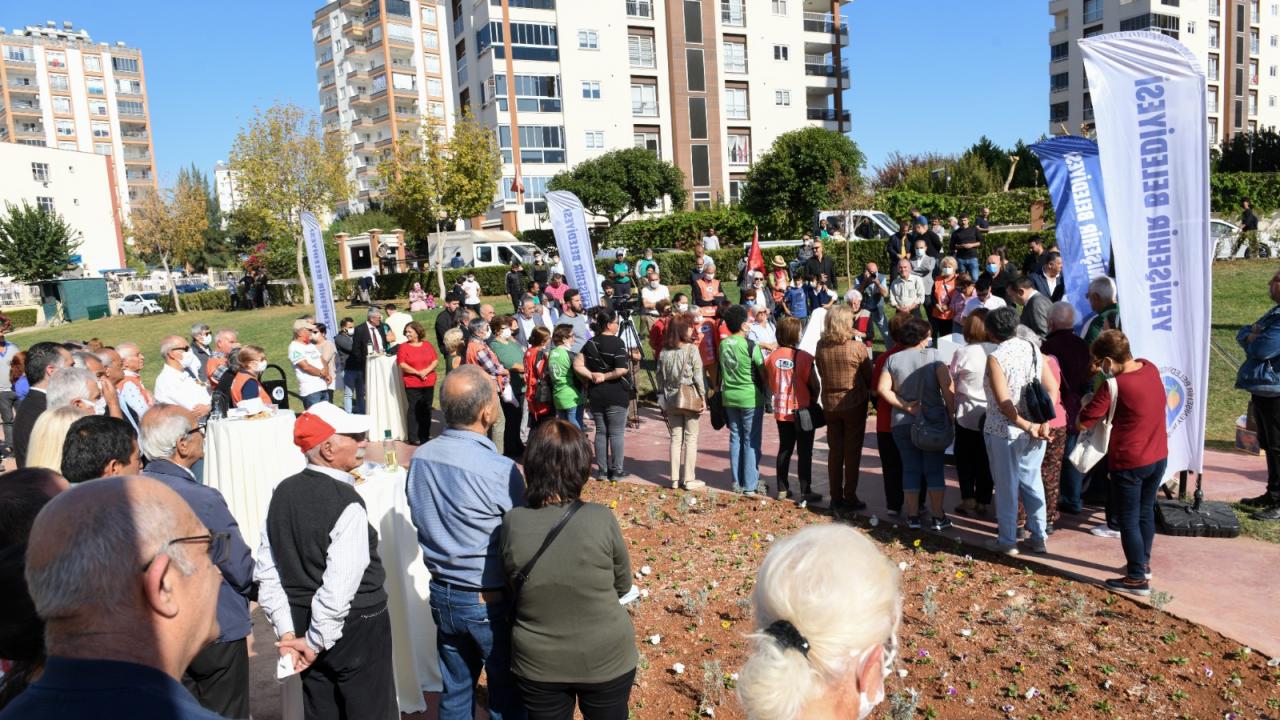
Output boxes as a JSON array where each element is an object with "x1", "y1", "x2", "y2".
[
  {"x1": 612, "y1": 261, "x2": 631, "y2": 284},
  {"x1": 719, "y1": 334, "x2": 764, "y2": 408},
  {"x1": 491, "y1": 339, "x2": 526, "y2": 396},
  {"x1": 549, "y1": 345, "x2": 584, "y2": 410}
]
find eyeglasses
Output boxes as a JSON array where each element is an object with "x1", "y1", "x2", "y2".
[
  {"x1": 142, "y1": 532, "x2": 230, "y2": 572},
  {"x1": 181, "y1": 421, "x2": 207, "y2": 440},
  {"x1": 174, "y1": 346, "x2": 190, "y2": 353},
  {"x1": 339, "y1": 432, "x2": 368, "y2": 443}
]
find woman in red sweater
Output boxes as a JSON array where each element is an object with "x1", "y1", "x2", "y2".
[
  {"x1": 396, "y1": 321, "x2": 439, "y2": 444},
  {"x1": 523, "y1": 326, "x2": 555, "y2": 429},
  {"x1": 1077, "y1": 330, "x2": 1168, "y2": 598}
]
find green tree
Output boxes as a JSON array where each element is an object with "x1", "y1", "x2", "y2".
[
  {"x1": 1008, "y1": 139, "x2": 1042, "y2": 189},
  {"x1": 741, "y1": 127, "x2": 865, "y2": 236},
  {"x1": 442, "y1": 109, "x2": 503, "y2": 224},
  {"x1": 128, "y1": 179, "x2": 209, "y2": 313},
  {"x1": 949, "y1": 152, "x2": 1002, "y2": 195},
  {"x1": 229, "y1": 103, "x2": 350, "y2": 305},
  {"x1": 548, "y1": 147, "x2": 687, "y2": 228},
  {"x1": 966, "y1": 135, "x2": 1010, "y2": 184},
  {"x1": 380, "y1": 122, "x2": 448, "y2": 248},
  {"x1": 0, "y1": 202, "x2": 81, "y2": 284},
  {"x1": 171, "y1": 164, "x2": 233, "y2": 272}
]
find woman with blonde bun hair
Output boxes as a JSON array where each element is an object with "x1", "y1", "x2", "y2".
[{"x1": 738, "y1": 524, "x2": 901, "y2": 720}]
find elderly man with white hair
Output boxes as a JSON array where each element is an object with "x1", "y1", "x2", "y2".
[
  {"x1": 845, "y1": 288, "x2": 873, "y2": 347},
  {"x1": 154, "y1": 335, "x2": 212, "y2": 416},
  {"x1": 114, "y1": 342, "x2": 153, "y2": 431},
  {"x1": 46, "y1": 366, "x2": 105, "y2": 415},
  {"x1": 747, "y1": 303, "x2": 778, "y2": 352},
  {"x1": 70, "y1": 350, "x2": 123, "y2": 419},
  {"x1": 254, "y1": 402, "x2": 395, "y2": 719},
  {"x1": 1083, "y1": 275, "x2": 1120, "y2": 345},
  {"x1": 141, "y1": 404, "x2": 255, "y2": 718},
  {"x1": 204, "y1": 330, "x2": 240, "y2": 388},
  {"x1": 190, "y1": 322, "x2": 213, "y2": 383}
]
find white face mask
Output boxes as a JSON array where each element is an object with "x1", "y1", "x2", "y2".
[
  {"x1": 344, "y1": 327, "x2": 354, "y2": 335},
  {"x1": 182, "y1": 349, "x2": 196, "y2": 367},
  {"x1": 499, "y1": 328, "x2": 513, "y2": 340},
  {"x1": 253, "y1": 360, "x2": 268, "y2": 374},
  {"x1": 92, "y1": 397, "x2": 107, "y2": 416},
  {"x1": 649, "y1": 280, "x2": 659, "y2": 289},
  {"x1": 942, "y1": 267, "x2": 954, "y2": 276},
  {"x1": 915, "y1": 248, "x2": 925, "y2": 257},
  {"x1": 201, "y1": 333, "x2": 212, "y2": 345},
  {"x1": 676, "y1": 303, "x2": 689, "y2": 313}
]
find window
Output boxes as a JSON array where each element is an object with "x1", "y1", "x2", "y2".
[
  {"x1": 94, "y1": 142, "x2": 112, "y2": 156},
  {"x1": 1050, "y1": 101, "x2": 1069, "y2": 123},
  {"x1": 491, "y1": 73, "x2": 561, "y2": 111},
  {"x1": 727, "y1": 133, "x2": 750, "y2": 165},
  {"x1": 723, "y1": 40, "x2": 746, "y2": 73},
  {"x1": 117, "y1": 100, "x2": 145, "y2": 116},
  {"x1": 427, "y1": 77, "x2": 443, "y2": 97},
  {"x1": 722, "y1": 0, "x2": 746, "y2": 27},
  {"x1": 111, "y1": 56, "x2": 139, "y2": 73},
  {"x1": 691, "y1": 145, "x2": 710, "y2": 186},
  {"x1": 1186, "y1": 20, "x2": 1195, "y2": 33},
  {"x1": 1084, "y1": 0, "x2": 1103, "y2": 23},
  {"x1": 497, "y1": 125, "x2": 566, "y2": 163},
  {"x1": 53, "y1": 96, "x2": 72, "y2": 114},
  {"x1": 724, "y1": 87, "x2": 748, "y2": 119},
  {"x1": 3, "y1": 46, "x2": 33, "y2": 63},
  {"x1": 1272, "y1": 95, "x2": 1277, "y2": 108},
  {"x1": 1209, "y1": 85, "x2": 1219, "y2": 110},
  {"x1": 1211, "y1": 21, "x2": 1221, "y2": 48},
  {"x1": 1120, "y1": 12, "x2": 1178, "y2": 38},
  {"x1": 46, "y1": 51, "x2": 67, "y2": 68},
  {"x1": 585, "y1": 130, "x2": 605, "y2": 148},
  {"x1": 1252, "y1": 28, "x2": 1261, "y2": 55},
  {"x1": 774, "y1": 44, "x2": 789, "y2": 61},
  {"x1": 393, "y1": 72, "x2": 416, "y2": 90},
  {"x1": 31, "y1": 162, "x2": 49, "y2": 182},
  {"x1": 1209, "y1": 54, "x2": 1220, "y2": 80},
  {"x1": 1273, "y1": 34, "x2": 1279, "y2": 47},
  {"x1": 578, "y1": 30, "x2": 599, "y2": 49},
  {"x1": 423, "y1": 30, "x2": 439, "y2": 50},
  {"x1": 1272, "y1": 65, "x2": 1278, "y2": 77},
  {"x1": 1050, "y1": 72, "x2": 1069, "y2": 93},
  {"x1": 634, "y1": 130, "x2": 659, "y2": 154},
  {"x1": 689, "y1": 97, "x2": 707, "y2": 138},
  {"x1": 1250, "y1": 90, "x2": 1258, "y2": 115},
  {"x1": 686, "y1": 48, "x2": 705, "y2": 90},
  {"x1": 422, "y1": 5, "x2": 437, "y2": 24},
  {"x1": 500, "y1": 176, "x2": 552, "y2": 213},
  {"x1": 478, "y1": 22, "x2": 560, "y2": 61},
  {"x1": 115, "y1": 78, "x2": 142, "y2": 95},
  {"x1": 1083, "y1": 24, "x2": 1104, "y2": 38},
  {"x1": 49, "y1": 74, "x2": 69, "y2": 91},
  {"x1": 19, "y1": 121, "x2": 40, "y2": 133},
  {"x1": 57, "y1": 142, "x2": 77, "y2": 151},
  {"x1": 1083, "y1": 92, "x2": 1094, "y2": 121},
  {"x1": 1051, "y1": 42, "x2": 1068, "y2": 63},
  {"x1": 628, "y1": 34, "x2": 656, "y2": 67},
  {"x1": 772, "y1": 0, "x2": 786, "y2": 13},
  {"x1": 631, "y1": 83, "x2": 658, "y2": 115},
  {"x1": 1252, "y1": 59, "x2": 1260, "y2": 84},
  {"x1": 684, "y1": 1, "x2": 703, "y2": 42},
  {"x1": 775, "y1": 89, "x2": 790, "y2": 106},
  {"x1": 36, "y1": 197, "x2": 54, "y2": 213},
  {"x1": 89, "y1": 100, "x2": 108, "y2": 117},
  {"x1": 55, "y1": 120, "x2": 75, "y2": 137},
  {"x1": 86, "y1": 78, "x2": 105, "y2": 95},
  {"x1": 425, "y1": 54, "x2": 442, "y2": 73},
  {"x1": 627, "y1": 0, "x2": 653, "y2": 18},
  {"x1": 728, "y1": 178, "x2": 744, "y2": 204},
  {"x1": 581, "y1": 80, "x2": 601, "y2": 99},
  {"x1": 693, "y1": 191, "x2": 711, "y2": 210}
]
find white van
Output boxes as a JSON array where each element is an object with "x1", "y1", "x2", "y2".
[{"x1": 427, "y1": 230, "x2": 540, "y2": 269}]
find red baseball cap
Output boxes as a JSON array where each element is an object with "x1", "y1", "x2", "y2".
[{"x1": 293, "y1": 402, "x2": 371, "y2": 453}]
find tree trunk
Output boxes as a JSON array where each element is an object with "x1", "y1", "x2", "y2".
[
  {"x1": 295, "y1": 232, "x2": 311, "y2": 307},
  {"x1": 435, "y1": 225, "x2": 446, "y2": 298},
  {"x1": 161, "y1": 254, "x2": 183, "y2": 313}
]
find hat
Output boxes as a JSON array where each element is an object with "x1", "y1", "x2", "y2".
[
  {"x1": 772, "y1": 255, "x2": 787, "y2": 268},
  {"x1": 914, "y1": 215, "x2": 928, "y2": 226},
  {"x1": 292, "y1": 318, "x2": 317, "y2": 333},
  {"x1": 294, "y1": 402, "x2": 371, "y2": 453},
  {"x1": 615, "y1": 248, "x2": 625, "y2": 256}
]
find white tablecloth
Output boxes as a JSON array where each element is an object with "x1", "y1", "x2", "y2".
[
  {"x1": 203, "y1": 412, "x2": 304, "y2": 537},
  {"x1": 366, "y1": 355, "x2": 408, "y2": 442},
  {"x1": 278, "y1": 463, "x2": 441, "y2": 718}
]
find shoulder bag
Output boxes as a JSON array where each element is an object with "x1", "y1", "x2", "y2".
[
  {"x1": 909, "y1": 354, "x2": 954, "y2": 452},
  {"x1": 1020, "y1": 339, "x2": 1057, "y2": 424},
  {"x1": 708, "y1": 344, "x2": 727, "y2": 430},
  {"x1": 508, "y1": 500, "x2": 584, "y2": 618},
  {"x1": 1067, "y1": 377, "x2": 1118, "y2": 473},
  {"x1": 533, "y1": 349, "x2": 553, "y2": 405},
  {"x1": 673, "y1": 347, "x2": 705, "y2": 414}
]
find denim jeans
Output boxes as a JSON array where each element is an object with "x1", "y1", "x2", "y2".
[
  {"x1": 892, "y1": 424, "x2": 946, "y2": 493},
  {"x1": 428, "y1": 582, "x2": 525, "y2": 720},
  {"x1": 347, "y1": 368, "x2": 366, "y2": 414},
  {"x1": 985, "y1": 431, "x2": 1048, "y2": 545},
  {"x1": 1112, "y1": 459, "x2": 1167, "y2": 580},
  {"x1": 301, "y1": 390, "x2": 328, "y2": 409},
  {"x1": 868, "y1": 305, "x2": 890, "y2": 350},
  {"x1": 591, "y1": 405, "x2": 628, "y2": 476},
  {"x1": 725, "y1": 406, "x2": 763, "y2": 492},
  {"x1": 957, "y1": 257, "x2": 981, "y2": 282},
  {"x1": 335, "y1": 369, "x2": 353, "y2": 413},
  {"x1": 557, "y1": 406, "x2": 584, "y2": 429},
  {"x1": 1058, "y1": 433, "x2": 1085, "y2": 511}
]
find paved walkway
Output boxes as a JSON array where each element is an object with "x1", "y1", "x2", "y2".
[{"x1": 618, "y1": 407, "x2": 1280, "y2": 659}]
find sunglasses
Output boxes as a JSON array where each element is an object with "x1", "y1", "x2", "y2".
[{"x1": 142, "y1": 532, "x2": 230, "y2": 572}]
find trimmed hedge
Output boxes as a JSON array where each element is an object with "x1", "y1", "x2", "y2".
[
  {"x1": 6, "y1": 308, "x2": 37, "y2": 329},
  {"x1": 602, "y1": 207, "x2": 757, "y2": 254},
  {"x1": 157, "y1": 285, "x2": 292, "y2": 312},
  {"x1": 873, "y1": 188, "x2": 1055, "y2": 227},
  {"x1": 1210, "y1": 172, "x2": 1280, "y2": 213}
]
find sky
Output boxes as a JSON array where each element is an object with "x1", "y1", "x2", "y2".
[{"x1": 24, "y1": 0, "x2": 1047, "y2": 186}]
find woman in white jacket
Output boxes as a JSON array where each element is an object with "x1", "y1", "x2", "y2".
[{"x1": 950, "y1": 309, "x2": 997, "y2": 516}]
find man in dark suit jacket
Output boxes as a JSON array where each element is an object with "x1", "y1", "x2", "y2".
[
  {"x1": 12, "y1": 342, "x2": 71, "y2": 467},
  {"x1": 1013, "y1": 276, "x2": 1052, "y2": 338},
  {"x1": 1028, "y1": 251, "x2": 1066, "y2": 303},
  {"x1": 140, "y1": 404, "x2": 256, "y2": 719},
  {"x1": 345, "y1": 308, "x2": 391, "y2": 414}
]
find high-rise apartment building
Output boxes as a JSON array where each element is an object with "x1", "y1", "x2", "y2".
[
  {"x1": 0, "y1": 20, "x2": 157, "y2": 219},
  {"x1": 318, "y1": 0, "x2": 851, "y2": 231},
  {"x1": 313, "y1": 0, "x2": 454, "y2": 215},
  {"x1": 1049, "y1": 0, "x2": 1280, "y2": 147}
]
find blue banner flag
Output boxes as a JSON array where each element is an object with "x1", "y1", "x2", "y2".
[{"x1": 1030, "y1": 136, "x2": 1114, "y2": 330}]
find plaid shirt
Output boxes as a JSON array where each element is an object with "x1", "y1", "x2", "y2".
[
  {"x1": 466, "y1": 340, "x2": 508, "y2": 392},
  {"x1": 814, "y1": 338, "x2": 872, "y2": 414}
]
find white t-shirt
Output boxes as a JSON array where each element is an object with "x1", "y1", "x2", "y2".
[
  {"x1": 289, "y1": 340, "x2": 328, "y2": 396},
  {"x1": 961, "y1": 294, "x2": 1007, "y2": 319},
  {"x1": 640, "y1": 283, "x2": 670, "y2": 314},
  {"x1": 384, "y1": 311, "x2": 411, "y2": 341},
  {"x1": 461, "y1": 279, "x2": 481, "y2": 305},
  {"x1": 702, "y1": 234, "x2": 721, "y2": 251}
]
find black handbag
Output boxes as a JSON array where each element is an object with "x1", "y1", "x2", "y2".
[
  {"x1": 797, "y1": 404, "x2": 826, "y2": 432},
  {"x1": 1020, "y1": 339, "x2": 1057, "y2": 424}
]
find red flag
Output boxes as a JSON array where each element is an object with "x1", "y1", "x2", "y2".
[{"x1": 747, "y1": 225, "x2": 765, "y2": 277}]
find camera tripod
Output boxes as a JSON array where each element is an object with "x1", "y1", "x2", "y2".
[{"x1": 615, "y1": 309, "x2": 655, "y2": 429}]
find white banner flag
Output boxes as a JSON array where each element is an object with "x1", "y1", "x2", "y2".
[
  {"x1": 301, "y1": 211, "x2": 338, "y2": 337},
  {"x1": 1080, "y1": 31, "x2": 1211, "y2": 473},
  {"x1": 545, "y1": 190, "x2": 602, "y2": 309}
]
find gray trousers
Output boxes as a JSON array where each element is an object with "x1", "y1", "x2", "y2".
[
  {"x1": 0, "y1": 390, "x2": 17, "y2": 448},
  {"x1": 591, "y1": 405, "x2": 628, "y2": 476}
]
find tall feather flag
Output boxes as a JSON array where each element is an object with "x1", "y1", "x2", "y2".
[{"x1": 747, "y1": 225, "x2": 765, "y2": 278}]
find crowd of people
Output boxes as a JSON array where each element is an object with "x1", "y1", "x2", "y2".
[{"x1": 0, "y1": 223, "x2": 1278, "y2": 719}]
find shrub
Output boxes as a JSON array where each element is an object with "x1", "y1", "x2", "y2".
[
  {"x1": 1210, "y1": 172, "x2": 1280, "y2": 213},
  {"x1": 603, "y1": 206, "x2": 757, "y2": 253},
  {"x1": 5, "y1": 308, "x2": 38, "y2": 329},
  {"x1": 874, "y1": 188, "x2": 1055, "y2": 227}
]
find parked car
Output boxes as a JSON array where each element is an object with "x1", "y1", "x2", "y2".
[
  {"x1": 1211, "y1": 218, "x2": 1279, "y2": 259},
  {"x1": 175, "y1": 282, "x2": 213, "y2": 294},
  {"x1": 117, "y1": 292, "x2": 163, "y2": 316}
]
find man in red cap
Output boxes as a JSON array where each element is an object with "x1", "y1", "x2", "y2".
[{"x1": 253, "y1": 402, "x2": 395, "y2": 719}]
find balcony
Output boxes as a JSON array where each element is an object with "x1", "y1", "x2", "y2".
[
  {"x1": 14, "y1": 125, "x2": 44, "y2": 136},
  {"x1": 125, "y1": 170, "x2": 154, "y2": 182},
  {"x1": 3, "y1": 52, "x2": 34, "y2": 65},
  {"x1": 803, "y1": 12, "x2": 848, "y2": 35},
  {"x1": 121, "y1": 132, "x2": 149, "y2": 143},
  {"x1": 10, "y1": 101, "x2": 41, "y2": 115},
  {"x1": 804, "y1": 56, "x2": 848, "y2": 80},
  {"x1": 806, "y1": 107, "x2": 850, "y2": 122},
  {"x1": 721, "y1": 0, "x2": 745, "y2": 27},
  {"x1": 385, "y1": 0, "x2": 413, "y2": 22},
  {"x1": 632, "y1": 101, "x2": 658, "y2": 116},
  {"x1": 123, "y1": 151, "x2": 152, "y2": 164}
]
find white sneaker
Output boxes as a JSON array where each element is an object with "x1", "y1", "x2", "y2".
[
  {"x1": 685, "y1": 479, "x2": 706, "y2": 490},
  {"x1": 1090, "y1": 524, "x2": 1121, "y2": 539}
]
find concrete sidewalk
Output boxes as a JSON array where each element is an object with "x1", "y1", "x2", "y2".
[{"x1": 618, "y1": 407, "x2": 1280, "y2": 659}]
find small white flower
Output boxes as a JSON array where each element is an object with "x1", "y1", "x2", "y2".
[
  {"x1": 764, "y1": 533, "x2": 775, "y2": 542},
  {"x1": 960, "y1": 628, "x2": 973, "y2": 637},
  {"x1": 1102, "y1": 679, "x2": 1112, "y2": 690},
  {"x1": 710, "y1": 580, "x2": 719, "y2": 588},
  {"x1": 897, "y1": 668, "x2": 909, "y2": 678},
  {"x1": 659, "y1": 493, "x2": 666, "y2": 500},
  {"x1": 1005, "y1": 589, "x2": 1016, "y2": 597},
  {"x1": 898, "y1": 561, "x2": 909, "y2": 571},
  {"x1": 640, "y1": 588, "x2": 650, "y2": 599},
  {"x1": 1025, "y1": 687, "x2": 1039, "y2": 700},
  {"x1": 649, "y1": 634, "x2": 662, "y2": 645},
  {"x1": 731, "y1": 673, "x2": 739, "y2": 680},
  {"x1": 687, "y1": 497, "x2": 698, "y2": 506},
  {"x1": 1268, "y1": 657, "x2": 1280, "y2": 668},
  {"x1": 673, "y1": 662, "x2": 686, "y2": 675},
  {"x1": 703, "y1": 707, "x2": 716, "y2": 718},
  {"x1": 641, "y1": 565, "x2": 652, "y2": 575},
  {"x1": 868, "y1": 515, "x2": 880, "y2": 527}
]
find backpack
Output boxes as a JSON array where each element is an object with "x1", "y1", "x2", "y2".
[{"x1": 534, "y1": 349, "x2": 553, "y2": 405}]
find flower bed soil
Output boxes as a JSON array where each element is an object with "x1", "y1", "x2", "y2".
[{"x1": 579, "y1": 482, "x2": 1280, "y2": 719}]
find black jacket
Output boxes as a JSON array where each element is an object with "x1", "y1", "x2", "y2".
[
  {"x1": 505, "y1": 271, "x2": 526, "y2": 300},
  {"x1": 12, "y1": 388, "x2": 46, "y2": 467},
  {"x1": 434, "y1": 307, "x2": 461, "y2": 350},
  {"x1": 346, "y1": 321, "x2": 391, "y2": 372}
]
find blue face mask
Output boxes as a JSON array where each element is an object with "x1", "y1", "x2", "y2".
[{"x1": 986, "y1": 263, "x2": 999, "y2": 274}]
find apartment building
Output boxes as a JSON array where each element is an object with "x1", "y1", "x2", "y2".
[
  {"x1": 313, "y1": 0, "x2": 455, "y2": 214},
  {"x1": 1049, "y1": 0, "x2": 1280, "y2": 146},
  {"x1": 214, "y1": 160, "x2": 241, "y2": 216},
  {"x1": 0, "y1": 20, "x2": 157, "y2": 219},
  {"x1": 452, "y1": 0, "x2": 851, "y2": 231}
]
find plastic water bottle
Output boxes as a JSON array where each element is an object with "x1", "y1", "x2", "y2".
[{"x1": 383, "y1": 429, "x2": 397, "y2": 469}]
